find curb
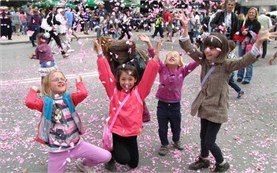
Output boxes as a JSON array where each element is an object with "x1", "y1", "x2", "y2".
[{"x1": 0, "y1": 35, "x2": 97, "y2": 45}]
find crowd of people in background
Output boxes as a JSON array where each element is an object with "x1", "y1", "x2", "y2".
[{"x1": 2, "y1": 0, "x2": 277, "y2": 172}]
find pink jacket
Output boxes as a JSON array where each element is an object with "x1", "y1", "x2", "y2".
[{"x1": 97, "y1": 55, "x2": 159, "y2": 137}]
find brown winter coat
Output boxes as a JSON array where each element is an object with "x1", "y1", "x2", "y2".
[{"x1": 179, "y1": 36, "x2": 258, "y2": 123}]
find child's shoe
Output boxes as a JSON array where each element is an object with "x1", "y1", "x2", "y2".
[
  {"x1": 158, "y1": 145, "x2": 169, "y2": 156},
  {"x1": 237, "y1": 78, "x2": 242, "y2": 82},
  {"x1": 214, "y1": 161, "x2": 230, "y2": 172},
  {"x1": 241, "y1": 80, "x2": 250, "y2": 84},
  {"x1": 188, "y1": 157, "x2": 210, "y2": 170},
  {"x1": 237, "y1": 90, "x2": 244, "y2": 99},
  {"x1": 173, "y1": 141, "x2": 184, "y2": 150},
  {"x1": 76, "y1": 160, "x2": 95, "y2": 173},
  {"x1": 104, "y1": 159, "x2": 116, "y2": 172}
]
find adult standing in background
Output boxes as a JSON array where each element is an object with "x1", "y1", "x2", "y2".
[
  {"x1": 210, "y1": 0, "x2": 239, "y2": 40},
  {"x1": 19, "y1": 10, "x2": 27, "y2": 35},
  {"x1": 258, "y1": 9, "x2": 272, "y2": 58},
  {"x1": 237, "y1": 7, "x2": 261, "y2": 84},
  {"x1": 64, "y1": 7, "x2": 79, "y2": 40},
  {"x1": 0, "y1": 6, "x2": 12, "y2": 40},
  {"x1": 28, "y1": 8, "x2": 42, "y2": 47}
]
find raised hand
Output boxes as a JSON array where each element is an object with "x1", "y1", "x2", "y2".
[
  {"x1": 153, "y1": 40, "x2": 165, "y2": 61},
  {"x1": 76, "y1": 75, "x2": 82, "y2": 83},
  {"x1": 175, "y1": 11, "x2": 189, "y2": 36},
  {"x1": 92, "y1": 39, "x2": 103, "y2": 54},
  {"x1": 31, "y1": 86, "x2": 40, "y2": 93},
  {"x1": 138, "y1": 34, "x2": 153, "y2": 49},
  {"x1": 256, "y1": 29, "x2": 277, "y2": 48}
]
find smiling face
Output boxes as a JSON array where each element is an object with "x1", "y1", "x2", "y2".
[
  {"x1": 247, "y1": 8, "x2": 258, "y2": 21},
  {"x1": 204, "y1": 46, "x2": 221, "y2": 61},
  {"x1": 165, "y1": 51, "x2": 183, "y2": 68},
  {"x1": 49, "y1": 71, "x2": 67, "y2": 95},
  {"x1": 119, "y1": 71, "x2": 137, "y2": 92}
]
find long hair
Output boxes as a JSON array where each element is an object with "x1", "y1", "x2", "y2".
[
  {"x1": 115, "y1": 64, "x2": 138, "y2": 90},
  {"x1": 41, "y1": 70, "x2": 66, "y2": 97},
  {"x1": 246, "y1": 7, "x2": 259, "y2": 21}
]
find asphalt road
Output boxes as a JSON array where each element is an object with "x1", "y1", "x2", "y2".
[{"x1": 0, "y1": 35, "x2": 276, "y2": 173}]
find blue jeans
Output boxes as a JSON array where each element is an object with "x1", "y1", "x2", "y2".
[
  {"x1": 229, "y1": 72, "x2": 241, "y2": 93},
  {"x1": 40, "y1": 61, "x2": 55, "y2": 68},
  {"x1": 237, "y1": 44, "x2": 253, "y2": 82},
  {"x1": 30, "y1": 25, "x2": 40, "y2": 46},
  {"x1": 157, "y1": 101, "x2": 181, "y2": 146}
]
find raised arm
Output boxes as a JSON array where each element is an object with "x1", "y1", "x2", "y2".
[
  {"x1": 226, "y1": 29, "x2": 277, "y2": 71},
  {"x1": 25, "y1": 86, "x2": 43, "y2": 112},
  {"x1": 176, "y1": 11, "x2": 204, "y2": 65},
  {"x1": 93, "y1": 39, "x2": 116, "y2": 99},
  {"x1": 70, "y1": 76, "x2": 88, "y2": 106}
]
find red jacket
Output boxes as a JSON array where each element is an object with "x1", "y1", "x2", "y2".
[{"x1": 98, "y1": 56, "x2": 159, "y2": 137}]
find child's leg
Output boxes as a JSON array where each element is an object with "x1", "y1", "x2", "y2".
[
  {"x1": 72, "y1": 141, "x2": 111, "y2": 166},
  {"x1": 228, "y1": 72, "x2": 242, "y2": 93},
  {"x1": 112, "y1": 133, "x2": 138, "y2": 168},
  {"x1": 157, "y1": 101, "x2": 170, "y2": 146},
  {"x1": 168, "y1": 102, "x2": 181, "y2": 142},
  {"x1": 48, "y1": 151, "x2": 68, "y2": 173},
  {"x1": 200, "y1": 119, "x2": 224, "y2": 164},
  {"x1": 126, "y1": 136, "x2": 139, "y2": 168}
]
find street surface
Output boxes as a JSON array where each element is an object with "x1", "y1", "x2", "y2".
[{"x1": 0, "y1": 33, "x2": 276, "y2": 173}]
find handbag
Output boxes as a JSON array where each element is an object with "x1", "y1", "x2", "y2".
[
  {"x1": 233, "y1": 26, "x2": 246, "y2": 42},
  {"x1": 102, "y1": 93, "x2": 130, "y2": 151}
]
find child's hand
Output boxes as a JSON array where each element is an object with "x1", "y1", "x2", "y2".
[
  {"x1": 138, "y1": 34, "x2": 150, "y2": 43},
  {"x1": 138, "y1": 34, "x2": 153, "y2": 49},
  {"x1": 175, "y1": 11, "x2": 189, "y2": 36},
  {"x1": 268, "y1": 56, "x2": 276, "y2": 65},
  {"x1": 256, "y1": 29, "x2": 277, "y2": 48},
  {"x1": 29, "y1": 53, "x2": 36, "y2": 59},
  {"x1": 153, "y1": 40, "x2": 165, "y2": 61},
  {"x1": 92, "y1": 39, "x2": 103, "y2": 55},
  {"x1": 76, "y1": 75, "x2": 82, "y2": 83},
  {"x1": 31, "y1": 86, "x2": 40, "y2": 93}
]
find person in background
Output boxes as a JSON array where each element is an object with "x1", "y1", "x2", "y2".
[
  {"x1": 19, "y1": 10, "x2": 27, "y2": 35},
  {"x1": 28, "y1": 7, "x2": 42, "y2": 47},
  {"x1": 258, "y1": 9, "x2": 272, "y2": 58}
]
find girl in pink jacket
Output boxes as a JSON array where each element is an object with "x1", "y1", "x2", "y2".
[{"x1": 93, "y1": 39, "x2": 160, "y2": 171}]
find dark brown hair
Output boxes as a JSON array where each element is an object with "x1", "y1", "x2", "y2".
[{"x1": 115, "y1": 64, "x2": 138, "y2": 90}]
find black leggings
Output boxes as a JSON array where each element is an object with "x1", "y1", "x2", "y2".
[
  {"x1": 200, "y1": 119, "x2": 224, "y2": 164},
  {"x1": 112, "y1": 133, "x2": 139, "y2": 168}
]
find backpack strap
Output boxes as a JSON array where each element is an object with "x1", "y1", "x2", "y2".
[
  {"x1": 108, "y1": 93, "x2": 130, "y2": 131},
  {"x1": 201, "y1": 66, "x2": 216, "y2": 88},
  {"x1": 134, "y1": 88, "x2": 143, "y2": 105}
]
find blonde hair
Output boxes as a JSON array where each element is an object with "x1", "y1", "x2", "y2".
[
  {"x1": 238, "y1": 13, "x2": 245, "y2": 21},
  {"x1": 41, "y1": 70, "x2": 66, "y2": 97},
  {"x1": 246, "y1": 7, "x2": 259, "y2": 21},
  {"x1": 165, "y1": 51, "x2": 184, "y2": 67}
]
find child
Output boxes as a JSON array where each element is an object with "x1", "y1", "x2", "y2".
[
  {"x1": 97, "y1": 36, "x2": 151, "y2": 122},
  {"x1": 25, "y1": 70, "x2": 111, "y2": 173},
  {"x1": 93, "y1": 38, "x2": 160, "y2": 171},
  {"x1": 228, "y1": 40, "x2": 245, "y2": 99},
  {"x1": 138, "y1": 34, "x2": 198, "y2": 156},
  {"x1": 30, "y1": 33, "x2": 58, "y2": 84},
  {"x1": 176, "y1": 12, "x2": 277, "y2": 172}
]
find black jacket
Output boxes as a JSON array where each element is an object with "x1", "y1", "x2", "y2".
[{"x1": 210, "y1": 11, "x2": 239, "y2": 40}]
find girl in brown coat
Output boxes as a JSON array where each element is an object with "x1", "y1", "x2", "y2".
[{"x1": 176, "y1": 12, "x2": 277, "y2": 172}]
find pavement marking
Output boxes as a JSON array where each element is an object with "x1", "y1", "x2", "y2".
[{"x1": 0, "y1": 71, "x2": 99, "y2": 86}]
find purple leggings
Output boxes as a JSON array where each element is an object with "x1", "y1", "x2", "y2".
[{"x1": 47, "y1": 141, "x2": 111, "y2": 173}]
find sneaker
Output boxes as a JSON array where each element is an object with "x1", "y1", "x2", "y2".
[
  {"x1": 188, "y1": 157, "x2": 210, "y2": 170},
  {"x1": 173, "y1": 141, "x2": 184, "y2": 150},
  {"x1": 237, "y1": 78, "x2": 242, "y2": 82},
  {"x1": 104, "y1": 159, "x2": 116, "y2": 172},
  {"x1": 158, "y1": 145, "x2": 169, "y2": 156},
  {"x1": 237, "y1": 90, "x2": 244, "y2": 99},
  {"x1": 76, "y1": 160, "x2": 95, "y2": 173},
  {"x1": 214, "y1": 161, "x2": 230, "y2": 172},
  {"x1": 241, "y1": 81, "x2": 250, "y2": 85},
  {"x1": 62, "y1": 53, "x2": 69, "y2": 58}
]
